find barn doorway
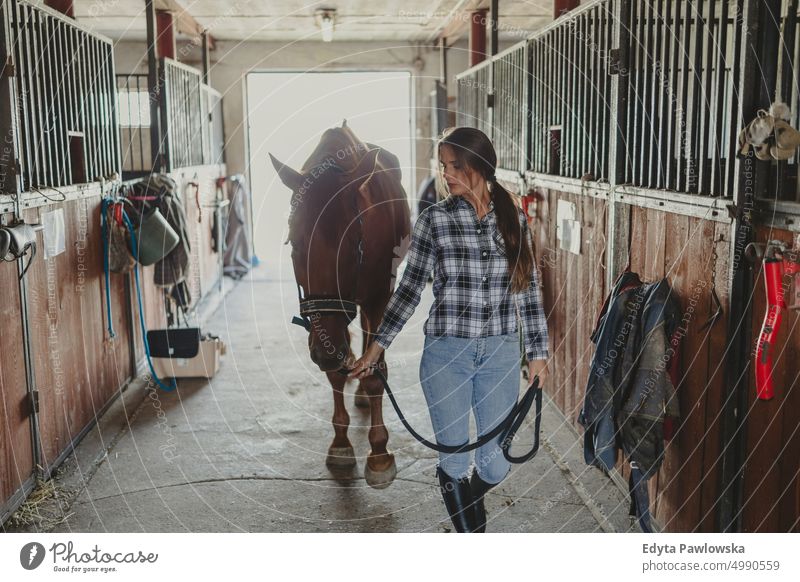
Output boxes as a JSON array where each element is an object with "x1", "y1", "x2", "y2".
[{"x1": 245, "y1": 71, "x2": 414, "y2": 266}]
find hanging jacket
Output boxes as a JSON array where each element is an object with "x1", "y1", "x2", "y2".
[
  {"x1": 152, "y1": 175, "x2": 190, "y2": 288},
  {"x1": 578, "y1": 271, "x2": 681, "y2": 531}
]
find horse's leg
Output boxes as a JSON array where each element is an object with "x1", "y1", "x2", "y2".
[
  {"x1": 359, "y1": 303, "x2": 397, "y2": 489},
  {"x1": 353, "y1": 315, "x2": 370, "y2": 408},
  {"x1": 324, "y1": 369, "x2": 356, "y2": 467}
]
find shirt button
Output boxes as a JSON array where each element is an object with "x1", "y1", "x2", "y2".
[
  {"x1": 482, "y1": 251, "x2": 487, "y2": 257},
  {"x1": 482, "y1": 276, "x2": 487, "y2": 282},
  {"x1": 477, "y1": 228, "x2": 481, "y2": 233}
]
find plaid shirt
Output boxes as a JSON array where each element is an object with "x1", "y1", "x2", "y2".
[{"x1": 374, "y1": 194, "x2": 550, "y2": 361}]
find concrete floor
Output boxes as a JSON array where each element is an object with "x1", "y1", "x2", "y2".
[{"x1": 8, "y1": 265, "x2": 639, "y2": 533}]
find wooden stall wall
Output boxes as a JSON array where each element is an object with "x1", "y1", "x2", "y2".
[
  {"x1": 532, "y1": 188, "x2": 608, "y2": 437},
  {"x1": 626, "y1": 207, "x2": 730, "y2": 532},
  {"x1": 20, "y1": 193, "x2": 135, "y2": 475},
  {"x1": 742, "y1": 225, "x2": 800, "y2": 532},
  {"x1": 2, "y1": 162, "x2": 226, "y2": 521},
  {"x1": 0, "y1": 219, "x2": 34, "y2": 519},
  {"x1": 534, "y1": 193, "x2": 735, "y2": 532}
]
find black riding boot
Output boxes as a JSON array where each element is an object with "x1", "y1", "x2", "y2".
[
  {"x1": 469, "y1": 471, "x2": 499, "y2": 533},
  {"x1": 436, "y1": 465, "x2": 476, "y2": 533}
]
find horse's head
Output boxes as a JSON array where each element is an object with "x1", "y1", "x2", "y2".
[{"x1": 270, "y1": 146, "x2": 380, "y2": 372}]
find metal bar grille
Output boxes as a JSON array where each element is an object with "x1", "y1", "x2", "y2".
[
  {"x1": 1, "y1": 0, "x2": 120, "y2": 193},
  {"x1": 527, "y1": 0, "x2": 616, "y2": 179},
  {"x1": 492, "y1": 42, "x2": 528, "y2": 173},
  {"x1": 208, "y1": 86, "x2": 224, "y2": 165},
  {"x1": 623, "y1": 0, "x2": 740, "y2": 197},
  {"x1": 455, "y1": 0, "x2": 744, "y2": 199},
  {"x1": 161, "y1": 57, "x2": 206, "y2": 170},
  {"x1": 767, "y1": 0, "x2": 800, "y2": 201},
  {"x1": 455, "y1": 59, "x2": 492, "y2": 138},
  {"x1": 116, "y1": 73, "x2": 152, "y2": 174}
]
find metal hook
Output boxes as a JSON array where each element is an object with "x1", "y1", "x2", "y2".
[{"x1": 699, "y1": 287, "x2": 723, "y2": 332}]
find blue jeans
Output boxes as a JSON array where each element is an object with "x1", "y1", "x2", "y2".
[{"x1": 419, "y1": 331, "x2": 521, "y2": 484}]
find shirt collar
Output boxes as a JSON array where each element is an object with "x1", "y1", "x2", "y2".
[{"x1": 444, "y1": 195, "x2": 494, "y2": 212}]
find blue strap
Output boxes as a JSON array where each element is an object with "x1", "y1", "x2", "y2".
[
  {"x1": 122, "y1": 210, "x2": 177, "y2": 392},
  {"x1": 100, "y1": 197, "x2": 115, "y2": 338},
  {"x1": 629, "y1": 461, "x2": 653, "y2": 533}
]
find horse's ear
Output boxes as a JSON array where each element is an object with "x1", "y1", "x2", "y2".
[
  {"x1": 349, "y1": 148, "x2": 381, "y2": 188},
  {"x1": 269, "y1": 153, "x2": 303, "y2": 192},
  {"x1": 341, "y1": 119, "x2": 347, "y2": 127}
]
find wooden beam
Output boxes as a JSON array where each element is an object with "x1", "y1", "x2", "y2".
[{"x1": 155, "y1": 0, "x2": 214, "y2": 49}]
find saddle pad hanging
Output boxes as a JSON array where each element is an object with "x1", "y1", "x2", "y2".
[{"x1": 146, "y1": 328, "x2": 201, "y2": 358}]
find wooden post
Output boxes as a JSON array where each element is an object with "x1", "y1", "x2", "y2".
[
  {"x1": 202, "y1": 30, "x2": 211, "y2": 85},
  {"x1": 717, "y1": 0, "x2": 778, "y2": 534},
  {"x1": 44, "y1": 0, "x2": 74, "y2": 18},
  {"x1": 439, "y1": 37, "x2": 447, "y2": 84},
  {"x1": 554, "y1": 0, "x2": 580, "y2": 18},
  {"x1": 469, "y1": 9, "x2": 488, "y2": 66},
  {"x1": 489, "y1": 0, "x2": 498, "y2": 58},
  {"x1": 156, "y1": 10, "x2": 176, "y2": 60},
  {"x1": 145, "y1": 0, "x2": 163, "y2": 171}
]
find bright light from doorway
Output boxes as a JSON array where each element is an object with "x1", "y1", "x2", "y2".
[{"x1": 245, "y1": 70, "x2": 413, "y2": 265}]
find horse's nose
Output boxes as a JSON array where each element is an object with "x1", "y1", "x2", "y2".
[{"x1": 309, "y1": 343, "x2": 349, "y2": 372}]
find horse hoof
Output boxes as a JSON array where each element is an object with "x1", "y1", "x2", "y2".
[
  {"x1": 354, "y1": 386, "x2": 370, "y2": 409},
  {"x1": 326, "y1": 446, "x2": 356, "y2": 467},
  {"x1": 364, "y1": 455, "x2": 397, "y2": 489}
]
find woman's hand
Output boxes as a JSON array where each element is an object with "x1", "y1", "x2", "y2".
[
  {"x1": 527, "y1": 358, "x2": 549, "y2": 388},
  {"x1": 347, "y1": 341, "x2": 385, "y2": 379}
]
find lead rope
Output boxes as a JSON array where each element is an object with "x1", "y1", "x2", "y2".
[
  {"x1": 122, "y1": 209, "x2": 178, "y2": 392},
  {"x1": 349, "y1": 181, "x2": 539, "y2": 462},
  {"x1": 338, "y1": 367, "x2": 543, "y2": 463}
]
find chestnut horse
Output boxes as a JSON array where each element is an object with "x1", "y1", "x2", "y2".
[{"x1": 269, "y1": 122, "x2": 410, "y2": 489}]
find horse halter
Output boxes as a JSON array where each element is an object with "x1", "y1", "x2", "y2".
[
  {"x1": 290, "y1": 164, "x2": 365, "y2": 333},
  {"x1": 291, "y1": 284, "x2": 360, "y2": 332}
]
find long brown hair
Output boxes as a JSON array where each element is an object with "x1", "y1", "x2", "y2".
[{"x1": 436, "y1": 127, "x2": 535, "y2": 294}]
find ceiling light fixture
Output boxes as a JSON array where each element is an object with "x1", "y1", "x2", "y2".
[{"x1": 315, "y1": 8, "x2": 337, "y2": 42}]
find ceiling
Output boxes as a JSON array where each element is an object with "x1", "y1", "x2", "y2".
[{"x1": 71, "y1": 0, "x2": 555, "y2": 45}]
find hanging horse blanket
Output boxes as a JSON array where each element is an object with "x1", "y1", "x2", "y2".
[
  {"x1": 578, "y1": 271, "x2": 682, "y2": 532},
  {"x1": 222, "y1": 175, "x2": 253, "y2": 279}
]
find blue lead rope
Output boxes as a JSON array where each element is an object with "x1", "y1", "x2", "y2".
[
  {"x1": 100, "y1": 197, "x2": 115, "y2": 338},
  {"x1": 122, "y1": 210, "x2": 177, "y2": 392}
]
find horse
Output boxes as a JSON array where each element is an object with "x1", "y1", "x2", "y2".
[{"x1": 269, "y1": 121, "x2": 411, "y2": 489}]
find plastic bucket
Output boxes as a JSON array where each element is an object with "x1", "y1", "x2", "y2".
[{"x1": 131, "y1": 207, "x2": 180, "y2": 266}]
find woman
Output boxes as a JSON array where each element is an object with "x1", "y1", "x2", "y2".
[{"x1": 348, "y1": 127, "x2": 550, "y2": 533}]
